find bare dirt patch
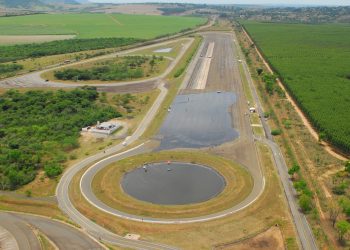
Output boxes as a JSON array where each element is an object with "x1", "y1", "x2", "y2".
[
  {"x1": 215, "y1": 226, "x2": 285, "y2": 250},
  {"x1": 0, "y1": 35, "x2": 75, "y2": 45}
]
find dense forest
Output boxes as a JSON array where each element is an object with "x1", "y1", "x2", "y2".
[
  {"x1": 0, "y1": 87, "x2": 119, "y2": 189},
  {"x1": 54, "y1": 56, "x2": 161, "y2": 81},
  {"x1": 0, "y1": 37, "x2": 140, "y2": 63}
]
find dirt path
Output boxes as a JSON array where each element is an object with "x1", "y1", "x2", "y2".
[
  {"x1": 107, "y1": 15, "x2": 123, "y2": 26},
  {"x1": 242, "y1": 28, "x2": 348, "y2": 162},
  {"x1": 319, "y1": 168, "x2": 343, "y2": 199},
  {"x1": 214, "y1": 226, "x2": 285, "y2": 250}
]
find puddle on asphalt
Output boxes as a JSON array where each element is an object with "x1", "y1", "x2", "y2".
[
  {"x1": 121, "y1": 162, "x2": 226, "y2": 205},
  {"x1": 157, "y1": 91, "x2": 239, "y2": 150}
]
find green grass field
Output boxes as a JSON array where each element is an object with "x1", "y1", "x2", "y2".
[
  {"x1": 0, "y1": 13, "x2": 206, "y2": 39},
  {"x1": 241, "y1": 21, "x2": 350, "y2": 154}
]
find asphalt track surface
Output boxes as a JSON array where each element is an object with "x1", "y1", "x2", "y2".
[
  {"x1": 0, "y1": 224, "x2": 18, "y2": 250},
  {"x1": 0, "y1": 212, "x2": 103, "y2": 250},
  {"x1": 157, "y1": 92, "x2": 239, "y2": 150}
]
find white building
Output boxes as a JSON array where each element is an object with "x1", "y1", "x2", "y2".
[{"x1": 89, "y1": 121, "x2": 121, "y2": 135}]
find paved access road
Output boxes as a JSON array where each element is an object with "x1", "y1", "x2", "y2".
[
  {"x1": 0, "y1": 212, "x2": 104, "y2": 250},
  {"x1": 232, "y1": 32, "x2": 318, "y2": 250}
]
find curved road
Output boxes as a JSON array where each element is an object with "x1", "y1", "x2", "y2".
[
  {"x1": 0, "y1": 38, "x2": 193, "y2": 89},
  {"x1": 56, "y1": 61, "x2": 182, "y2": 249},
  {"x1": 0, "y1": 212, "x2": 104, "y2": 250}
]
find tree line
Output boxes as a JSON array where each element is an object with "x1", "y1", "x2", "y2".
[{"x1": 0, "y1": 37, "x2": 141, "y2": 63}]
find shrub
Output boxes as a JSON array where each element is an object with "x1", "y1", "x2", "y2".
[
  {"x1": 44, "y1": 164, "x2": 62, "y2": 178},
  {"x1": 174, "y1": 67, "x2": 185, "y2": 78},
  {"x1": 299, "y1": 194, "x2": 313, "y2": 213},
  {"x1": 271, "y1": 129, "x2": 282, "y2": 136},
  {"x1": 332, "y1": 182, "x2": 347, "y2": 195}
]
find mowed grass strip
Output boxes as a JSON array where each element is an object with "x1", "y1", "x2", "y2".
[
  {"x1": 92, "y1": 151, "x2": 253, "y2": 219},
  {"x1": 241, "y1": 21, "x2": 350, "y2": 154},
  {"x1": 0, "y1": 13, "x2": 206, "y2": 39}
]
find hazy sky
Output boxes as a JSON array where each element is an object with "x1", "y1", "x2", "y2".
[{"x1": 90, "y1": 0, "x2": 350, "y2": 6}]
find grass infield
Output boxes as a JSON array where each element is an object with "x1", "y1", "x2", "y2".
[{"x1": 92, "y1": 150, "x2": 253, "y2": 219}]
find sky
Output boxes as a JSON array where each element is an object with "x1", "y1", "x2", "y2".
[{"x1": 89, "y1": 0, "x2": 350, "y2": 6}]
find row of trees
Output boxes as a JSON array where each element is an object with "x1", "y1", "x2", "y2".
[
  {"x1": 289, "y1": 161, "x2": 350, "y2": 243},
  {"x1": 0, "y1": 87, "x2": 120, "y2": 190},
  {"x1": 0, "y1": 37, "x2": 140, "y2": 63},
  {"x1": 0, "y1": 63, "x2": 23, "y2": 74}
]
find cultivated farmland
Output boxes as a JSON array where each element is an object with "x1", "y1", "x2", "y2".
[
  {"x1": 241, "y1": 21, "x2": 350, "y2": 154},
  {"x1": 0, "y1": 13, "x2": 206, "y2": 39}
]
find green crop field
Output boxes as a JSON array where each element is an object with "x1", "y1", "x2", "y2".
[
  {"x1": 0, "y1": 13, "x2": 206, "y2": 39},
  {"x1": 241, "y1": 21, "x2": 350, "y2": 154}
]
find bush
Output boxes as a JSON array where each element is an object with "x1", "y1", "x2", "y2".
[
  {"x1": 336, "y1": 220, "x2": 350, "y2": 241},
  {"x1": 339, "y1": 197, "x2": 350, "y2": 217},
  {"x1": 345, "y1": 161, "x2": 350, "y2": 173},
  {"x1": 332, "y1": 182, "x2": 347, "y2": 195},
  {"x1": 44, "y1": 164, "x2": 62, "y2": 178},
  {"x1": 288, "y1": 164, "x2": 300, "y2": 176},
  {"x1": 25, "y1": 190, "x2": 32, "y2": 197},
  {"x1": 256, "y1": 68, "x2": 263, "y2": 75},
  {"x1": 299, "y1": 194, "x2": 313, "y2": 213},
  {"x1": 271, "y1": 129, "x2": 282, "y2": 136},
  {"x1": 174, "y1": 67, "x2": 185, "y2": 78}
]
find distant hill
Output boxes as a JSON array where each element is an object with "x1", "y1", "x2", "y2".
[
  {"x1": 0, "y1": 0, "x2": 45, "y2": 8},
  {"x1": 41, "y1": 0, "x2": 80, "y2": 5},
  {"x1": 0, "y1": 0, "x2": 82, "y2": 9}
]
